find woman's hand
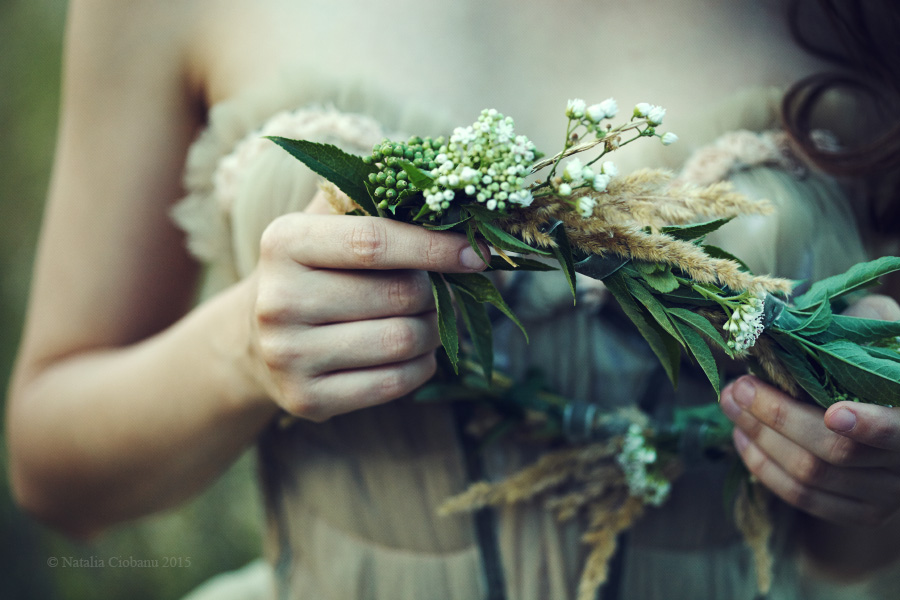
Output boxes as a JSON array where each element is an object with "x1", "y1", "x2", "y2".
[
  {"x1": 721, "y1": 295, "x2": 900, "y2": 527},
  {"x1": 250, "y1": 194, "x2": 488, "y2": 422}
]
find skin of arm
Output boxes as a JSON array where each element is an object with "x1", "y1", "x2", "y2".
[{"x1": 5, "y1": 0, "x2": 488, "y2": 538}]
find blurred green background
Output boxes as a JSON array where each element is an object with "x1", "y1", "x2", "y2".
[{"x1": 0, "y1": 1, "x2": 265, "y2": 598}]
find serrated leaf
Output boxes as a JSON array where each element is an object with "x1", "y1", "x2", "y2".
[
  {"x1": 816, "y1": 314, "x2": 900, "y2": 344},
  {"x1": 452, "y1": 286, "x2": 494, "y2": 382},
  {"x1": 443, "y1": 272, "x2": 528, "y2": 343},
  {"x1": 702, "y1": 244, "x2": 752, "y2": 273},
  {"x1": 605, "y1": 271, "x2": 681, "y2": 388},
  {"x1": 550, "y1": 225, "x2": 577, "y2": 300},
  {"x1": 667, "y1": 307, "x2": 733, "y2": 357},
  {"x1": 792, "y1": 256, "x2": 900, "y2": 311},
  {"x1": 464, "y1": 219, "x2": 487, "y2": 265},
  {"x1": 672, "y1": 318, "x2": 720, "y2": 395},
  {"x1": 267, "y1": 137, "x2": 378, "y2": 216},
  {"x1": 863, "y1": 346, "x2": 900, "y2": 364},
  {"x1": 661, "y1": 218, "x2": 733, "y2": 241},
  {"x1": 814, "y1": 339, "x2": 900, "y2": 406},
  {"x1": 477, "y1": 221, "x2": 551, "y2": 256},
  {"x1": 487, "y1": 256, "x2": 558, "y2": 271},
  {"x1": 623, "y1": 276, "x2": 685, "y2": 346},
  {"x1": 395, "y1": 159, "x2": 436, "y2": 189},
  {"x1": 422, "y1": 216, "x2": 471, "y2": 231},
  {"x1": 428, "y1": 272, "x2": 459, "y2": 373}
]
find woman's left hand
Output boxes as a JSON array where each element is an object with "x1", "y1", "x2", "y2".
[{"x1": 720, "y1": 294, "x2": 900, "y2": 527}]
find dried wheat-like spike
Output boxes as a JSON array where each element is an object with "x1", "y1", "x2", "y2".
[
  {"x1": 318, "y1": 180, "x2": 362, "y2": 215},
  {"x1": 734, "y1": 482, "x2": 774, "y2": 595},
  {"x1": 577, "y1": 495, "x2": 646, "y2": 600},
  {"x1": 749, "y1": 334, "x2": 801, "y2": 398}
]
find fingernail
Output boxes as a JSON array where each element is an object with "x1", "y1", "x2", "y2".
[
  {"x1": 733, "y1": 377, "x2": 756, "y2": 409},
  {"x1": 459, "y1": 246, "x2": 486, "y2": 271},
  {"x1": 720, "y1": 387, "x2": 742, "y2": 420},
  {"x1": 733, "y1": 428, "x2": 750, "y2": 452},
  {"x1": 828, "y1": 408, "x2": 857, "y2": 433}
]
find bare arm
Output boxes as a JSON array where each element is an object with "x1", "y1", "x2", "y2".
[{"x1": 6, "y1": 1, "x2": 489, "y2": 538}]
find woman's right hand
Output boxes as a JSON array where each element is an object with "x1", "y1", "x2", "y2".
[{"x1": 250, "y1": 194, "x2": 489, "y2": 421}]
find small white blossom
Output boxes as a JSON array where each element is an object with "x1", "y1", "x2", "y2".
[
  {"x1": 563, "y1": 158, "x2": 584, "y2": 182},
  {"x1": 576, "y1": 196, "x2": 596, "y2": 218},
  {"x1": 566, "y1": 98, "x2": 587, "y2": 119},
  {"x1": 617, "y1": 424, "x2": 671, "y2": 506},
  {"x1": 465, "y1": 184, "x2": 476, "y2": 195},
  {"x1": 601, "y1": 161, "x2": 618, "y2": 177},
  {"x1": 647, "y1": 105, "x2": 667, "y2": 126},
  {"x1": 580, "y1": 166, "x2": 596, "y2": 181},
  {"x1": 724, "y1": 294, "x2": 766, "y2": 353},
  {"x1": 592, "y1": 173, "x2": 610, "y2": 192},
  {"x1": 660, "y1": 132, "x2": 679, "y2": 146},
  {"x1": 633, "y1": 102, "x2": 652, "y2": 117},
  {"x1": 558, "y1": 183, "x2": 573, "y2": 196}
]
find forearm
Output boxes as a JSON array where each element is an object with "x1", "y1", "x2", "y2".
[{"x1": 7, "y1": 275, "x2": 278, "y2": 537}]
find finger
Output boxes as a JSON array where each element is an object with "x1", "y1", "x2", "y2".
[
  {"x1": 257, "y1": 268, "x2": 435, "y2": 325},
  {"x1": 261, "y1": 213, "x2": 489, "y2": 272},
  {"x1": 721, "y1": 376, "x2": 889, "y2": 468},
  {"x1": 298, "y1": 314, "x2": 440, "y2": 374},
  {"x1": 287, "y1": 352, "x2": 438, "y2": 421},
  {"x1": 825, "y1": 402, "x2": 900, "y2": 453},
  {"x1": 724, "y1": 395, "x2": 900, "y2": 505},
  {"x1": 732, "y1": 428, "x2": 888, "y2": 526}
]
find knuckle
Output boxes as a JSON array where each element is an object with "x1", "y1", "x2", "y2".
[
  {"x1": 791, "y1": 453, "x2": 828, "y2": 486},
  {"x1": 256, "y1": 334, "x2": 296, "y2": 372},
  {"x1": 281, "y1": 381, "x2": 329, "y2": 423},
  {"x1": 827, "y1": 435, "x2": 858, "y2": 466},
  {"x1": 259, "y1": 215, "x2": 298, "y2": 262},
  {"x1": 381, "y1": 319, "x2": 417, "y2": 361},
  {"x1": 387, "y1": 272, "x2": 428, "y2": 314},
  {"x1": 344, "y1": 219, "x2": 386, "y2": 266},
  {"x1": 767, "y1": 399, "x2": 788, "y2": 432},
  {"x1": 783, "y1": 481, "x2": 815, "y2": 512},
  {"x1": 376, "y1": 370, "x2": 409, "y2": 401},
  {"x1": 422, "y1": 231, "x2": 447, "y2": 269}
]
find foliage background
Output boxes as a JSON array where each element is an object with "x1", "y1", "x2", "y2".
[{"x1": 0, "y1": 1, "x2": 265, "y2": 598}]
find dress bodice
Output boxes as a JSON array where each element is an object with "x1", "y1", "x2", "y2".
[{"x1": 173, "y1": 76, "x2": 887, "y2": 600}]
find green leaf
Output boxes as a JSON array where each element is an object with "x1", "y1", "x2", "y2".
[
  {"x1": 605, "y1": 271, "x2": 681, "y2": 388},
  {"x1": 550, "y1": 225, "x2": 577, "y2": 300},
  {"x1": 783, "y1": 300, "x2": 833, "y2": 335},
  {"x1": 395, "y1": 159, "x2": 436, "y2": 189},
  {"x1": 443, "y1": 272, "x2": 528, "y2": 343},
  {"x1": 815, "y1": 314, "x2": 900, "y2": 344},
  {"x1": 792, "y1": 256, "x2": 900, "y2": 311},
  {"x1": 452, "y1": 286, "x2": 494, "y2": 382},
  {"x1": 487, "y1": 256, "x2": 558, "y2": 271},
  {"x1": 422, "y1": 216, "x2": 471, "y2": 231},
  {"x1": 672, "y1": 318, "x2": 720, "y2": 395},
  {"x1": 465, "y1": 220, "x2": 487, "y2": 265},
  {"x1": 640, "y1": 267, "x2": 680, "y2": 293},
  {"x1": 661, "y1": 218, "x2": 733, "y2": 241},
  {"x1": 267, "y1": 137, "x2": 378, "y2": 216},
  {"x1": 667, "y1": 307, "x2": 733, "y2": 357},
  {"x1": 814, "y1": 339, "x2": 900, "y2": 406},
  {"x1": 863, "y1": 346, "x2": 900, "y2": 364},
  {"x1": 428, "y1": 272, "x2": 459, "y2": 373},
  {"x1": 769, "y1": 339, "x2": 835, "y2": 408},
  {"x1": 623, "y1": 276, "x2": 685, "y2": 346},
  {"x1": 477, "y1": 220, "x2": 551, "y2": 256},
  {"x1": 702, "y1": 244, "x2": 752, "y2": 273}
]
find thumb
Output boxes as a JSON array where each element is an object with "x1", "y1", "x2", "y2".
[{"x1": 841, "y1": 294, "x2": 900, "y2": 321}]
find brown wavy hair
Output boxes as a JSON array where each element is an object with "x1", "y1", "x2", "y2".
[{"x1": 782, "y1": 0, "x2": 900, "y2": 234}]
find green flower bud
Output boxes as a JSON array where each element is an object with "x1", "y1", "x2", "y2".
[
  {"x1": 385, "y1": 176, "x2": 396, "y2": 188},
  {"x1": 368, "y1": 173, "x2": 377, "y2": 184},
  {"x1": 396, "y1": 179, "x2": 409, "y2": 190},
  {"x1": 385, "y1": 189, "x2": 397, "y2": 200},
  {"x1": 374, "y1": 186, "x2": 386, "y2": 198},
  {"x1": 396, "y1": 170, "x2": 408, "y2": 181},
  {"x1": 376, "y1": 172, "x2": 387, "y2": 184}
]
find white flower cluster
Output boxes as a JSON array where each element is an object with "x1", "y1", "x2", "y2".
[
  {"x1": 633, "y1": 102, "x2": 667, "y2": 126},
  {"x1": 725, "y1": 294, "x2": 765, "y2": 353},
  {"x1": 616, "y1": 424, "x2": 671, "y2": 507},
  {"x1": 567, "y1": 97, "x2": 619, "y2": 122},
  {"x1": 557, "y1": 157, "x2": 617, "y2": 217},
  {"x1": 423, "y1": 109, "x2": 537, "y2": 212}
]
